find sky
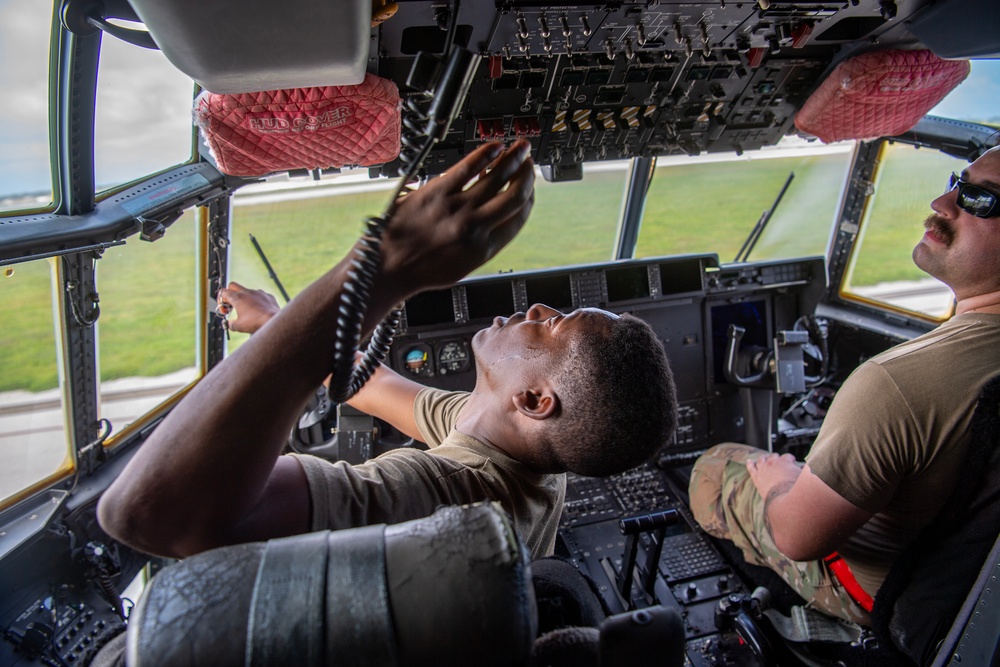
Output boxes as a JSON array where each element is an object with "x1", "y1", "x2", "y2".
[
  {"x1": 0, "y1": 0, "x2": 998, "y2": 202},
  {"x1": 930, "y1": 59, "x2": 1000, "y2": 124}
]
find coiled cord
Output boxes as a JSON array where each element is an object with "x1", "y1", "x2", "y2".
[
  {"x1": 329, "y1": 73, "x2": 443, "y2": 402},
  {"x1": 328, "y1": 10, "x2": 465, "y2": 402}
]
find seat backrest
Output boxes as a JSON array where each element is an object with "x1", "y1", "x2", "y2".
[
  {"x1": 125, "y1": 502, "x2": 537, "y2": 667},
  {"x1": 871, "y1": 374, "x2": 1000, "y2": 664}
]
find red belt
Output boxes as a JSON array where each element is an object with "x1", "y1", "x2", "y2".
[{"x1": 824, "y1": 552, "x2": 874, "y2": 612}]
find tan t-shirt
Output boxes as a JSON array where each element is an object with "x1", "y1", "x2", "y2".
[
  {"x1": 293, "y1": 388, "x2": 566, "y2": 558},
  {"x1": 806, "y1": 312, "x2": 1000, "y2": 595}
]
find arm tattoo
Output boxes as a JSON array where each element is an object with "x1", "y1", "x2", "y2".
[{"x1": 762, "y1": 480, "x2": 796, "y2": 544}]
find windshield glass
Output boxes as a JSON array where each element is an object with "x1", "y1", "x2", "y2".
[
  {"x1": 0, "y1": 1, "x2": 53, "y2": 213},
  {"x1": 928, "y1": 58, "x2": 1000, "y2": 124},
  {"x1": 637, "y1": 138, "x2": 852, "y2": 262},
  {"x1": 94, "y1": 22, "x2": 196, "y2": 191},
  {"x1": 0, "y1": 258, "x2": 70, "y2": 504}
]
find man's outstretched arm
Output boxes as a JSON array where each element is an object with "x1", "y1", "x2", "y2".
[
  {"x1": 217, "y1": 284, "x2": 428, "y2": 441},
  {"x1": 98, "y1": 140, "x2": 535, "y2": 558}
]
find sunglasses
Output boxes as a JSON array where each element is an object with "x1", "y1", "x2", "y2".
[{"x1": 947, "y1": 172, "x2": 1000, "y2": 218}]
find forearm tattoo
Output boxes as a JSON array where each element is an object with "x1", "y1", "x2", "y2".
[{"x1": 762, "y1": 480, "x2": 796, "y2": 544}]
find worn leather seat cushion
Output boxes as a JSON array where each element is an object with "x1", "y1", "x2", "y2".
[{"x1": 126, "y1": 502, "x2": 536, "y2": 667}]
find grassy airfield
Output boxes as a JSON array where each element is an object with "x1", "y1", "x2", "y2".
[{"x1": 0, "y1": 144, "x2": 954, "y2": 392}]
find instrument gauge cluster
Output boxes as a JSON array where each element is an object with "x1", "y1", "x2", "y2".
[
  {"x1": 436, "y1": 339, "x2": 471, "y2": 375},
  {"x1": 402, "y1": 343, "x2": 434, "y2": 377},
  {"x1": 399, "y1": 339, "x2": 472, "y2": 378}
]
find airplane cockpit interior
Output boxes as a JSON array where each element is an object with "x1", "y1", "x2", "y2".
[{"x1": 1, "y1": 0, "x2": 999, "y2": 665}]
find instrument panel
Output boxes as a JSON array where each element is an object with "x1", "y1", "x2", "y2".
[
  {"x1": 391, "y1": 253, "x2": 826, "y2": 454},
  {"x1": 383, "y1": 253, "x2": 830, "y2": 662}
]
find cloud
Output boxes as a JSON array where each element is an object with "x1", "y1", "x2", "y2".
[
  {"x1": 0, "y1": 3, "x2": 196, "y2": 198},
  {"x1": 0, "y1": 1, "x2": 55, "y2": 196}
]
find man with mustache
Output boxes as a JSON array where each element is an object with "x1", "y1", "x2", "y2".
[{"x1": 689, "y1": 146, "x2": 1000, "y2": 626}]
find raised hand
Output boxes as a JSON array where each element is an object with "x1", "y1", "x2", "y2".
[{"x1": 379, "y1": 139, "x2": 535, "y2": 296}]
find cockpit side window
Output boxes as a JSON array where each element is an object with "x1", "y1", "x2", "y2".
[
  {"x1": 93, "y1": 21, "x2": 196, "y2": 194},
  {"x1": 0, "y1": 258, "x2": 71, "y2": 504},
  {"x1": 0, "y1": 1, "x2": 54, "y2": 214},
  {"x1": 841, "y1": 142, "x2": 966, "y2": 320},
  {"x1": 841, "y1": 59, "x2": 1000, "y2": 321},
  {"x1": 97, "y1": 209, "x2": 199, "y2": 438}
]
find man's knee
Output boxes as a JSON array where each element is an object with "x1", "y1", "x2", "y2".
[
  {"x1": 689, "y1": 444, "x2": 759, "y2": 504},
  {"x1": 689, "y1": 443, "x2": 766, "y2": 540}
]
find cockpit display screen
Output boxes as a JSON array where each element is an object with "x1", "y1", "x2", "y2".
[
  {"x1": 466, "y1": 281, "x2": 516, "y2": 320},
  {"x1": 606, "y1": 266, "x2": 650, "y2": 303},
  {"x1": 405, "y1": 289, "x2": 455, "y2": 328},
  {"x1": 524, "y1": 275, "x2": 573, "y2": 310}
]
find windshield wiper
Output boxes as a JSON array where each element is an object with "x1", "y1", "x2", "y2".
[{"x1": 734, "y1": 171, "x2": 794, "y2": 263}]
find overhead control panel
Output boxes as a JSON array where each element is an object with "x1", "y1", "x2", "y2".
[{"x1": 374, "y1": 0, "x2": 933, "y2": 178}]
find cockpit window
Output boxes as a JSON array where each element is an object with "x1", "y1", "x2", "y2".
[
  {"x1": 925, "y1": 58, "x2": 1000, "y2": 124},
  {"x1": 97, "y1": 210, "x2": 199, "y2": 434},
  {"x1": 636, "y1": 138, "x2": 852, "y2": 262},
  {"x1": 841, "y1": 59, "x2": 1000, "y2": 320},
  {"x1": 0, "y1": 1, "x2": 53, "y2": 213},
  {"x1": 229, "y1": 174, "x2": 390, "y2": 300},
  {"x1": 94, "y1": 24, "x2": 196, "y2": 193},
  {"x1": 0, "y1": 259, "x2": 71, "y2": 504},
  {"x1": 475, "y1": 164, "x2": 627, "y2": 274},
  {"x1": 842, "y1": 142, "x2": 967, "y2": 320},
  {"x1": 225, "y1": 164, "x2": 628, "y2": 305}
]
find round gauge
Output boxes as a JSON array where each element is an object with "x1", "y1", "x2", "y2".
[
  {"x1": 402, "y1": 344, "x2": 432, "y2": 376},
  {"x1": 437, "y1": 340, "x2": 470, "y2": 375}
]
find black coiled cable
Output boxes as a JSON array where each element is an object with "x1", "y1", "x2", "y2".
[
  {"x1": 328, "y1": 11, "x2": 469, "y2": 403},
  {"x1": 328, "y1": 72, "x2": 444, "y2": 403}
]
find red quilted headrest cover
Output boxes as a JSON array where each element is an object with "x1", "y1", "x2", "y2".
[
  {"x1": 194, "y1": 74, "x2": 401, "y2": 177},
  {"x1": 794, "y1": 50, "x2": 969, "y2": 143}
]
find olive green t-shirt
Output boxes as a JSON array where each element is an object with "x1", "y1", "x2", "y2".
[
  {"x1": 806, "y1": 312, "x2": 1000, "y2": 595},
  {"x1": 294, "y1": 388, "x2": 566, "y2": 558}
]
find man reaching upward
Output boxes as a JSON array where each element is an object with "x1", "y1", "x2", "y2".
[{"x1": 98, "y1": 139, "x2": 677, "y2": 559}]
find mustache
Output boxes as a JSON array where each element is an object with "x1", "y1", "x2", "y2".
[{"x1": 924, "y1": 214, "x2": 954, "y2": 245}]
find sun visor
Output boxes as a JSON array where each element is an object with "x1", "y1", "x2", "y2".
[
  {"x1": 794, "y1": 50, "x2": 970, "y2": 143},
  {"x1": 127, "y1": 0, "x2": 372, "y2": 93},
  {"x1": 194, "y1": 75, "x2": 402, "y2": 177}
]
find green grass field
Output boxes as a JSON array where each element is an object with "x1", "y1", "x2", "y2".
[{"x1": 0, "y1": 144, "x2": 957, "y2": 393}]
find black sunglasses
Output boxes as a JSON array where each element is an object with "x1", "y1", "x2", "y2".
[{"x1": 947, "y1": 172, "x2": 1000, "y2": 219}]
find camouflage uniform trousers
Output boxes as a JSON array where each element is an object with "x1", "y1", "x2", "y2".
[{"x1": 688, "y1": 443, "x2": 871, "y2": 626}]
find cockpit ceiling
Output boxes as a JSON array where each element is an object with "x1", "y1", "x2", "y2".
[{"x1": 103, "y1": 0, "x2": 984, "y2": 179}]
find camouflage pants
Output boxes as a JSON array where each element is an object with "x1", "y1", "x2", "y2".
[{"x1": 689, "y1": 443, "x2": 871, "y2": 626}]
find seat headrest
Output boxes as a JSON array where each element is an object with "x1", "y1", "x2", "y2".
[{"x1": 126, "y1": 502, "x2": 537, "y2": 666}]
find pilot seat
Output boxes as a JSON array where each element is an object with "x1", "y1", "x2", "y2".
[{"x1": 93, "y1": 502, "x2": 685, "y2": 666}]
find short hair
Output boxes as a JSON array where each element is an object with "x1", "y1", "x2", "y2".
[{"x1": 548, "y1": 314, "x2": 677, "y2": 476}]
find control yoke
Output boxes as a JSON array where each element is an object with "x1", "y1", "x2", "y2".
[{"x1": 724, "y1": 324, "x2": 811, "y2": 394}]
